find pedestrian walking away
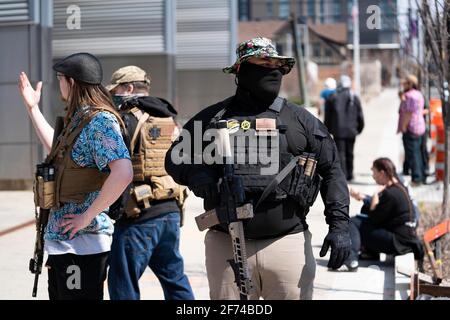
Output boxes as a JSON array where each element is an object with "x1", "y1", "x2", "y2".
[{"x1": 324, "y1": 75, "x2": 364, "y2": 181}]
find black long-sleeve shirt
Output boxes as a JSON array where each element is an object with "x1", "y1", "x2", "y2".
[
  {"x1": 165, "y1": 91, "x2": 350, "y2": 238},
  {"x1": 361, "y1": 185, "x2": 414, "y2": 232},
  {"x1": 360, "y1": 184, "x2": 424, "y2": 259}
]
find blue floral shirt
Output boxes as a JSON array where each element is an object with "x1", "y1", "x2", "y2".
[{"x1": 44, "y1": 107, "x2": 130, "y2": 241}]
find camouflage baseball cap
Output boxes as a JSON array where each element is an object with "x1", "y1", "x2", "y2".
[
  {"x1": 106, "y1": 65, "x2": 151, "y2": 91},
  {"x1": 223, "y1": 37, "x2": 296, "y2": 75}
]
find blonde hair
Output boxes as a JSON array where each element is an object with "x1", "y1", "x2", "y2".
[{"x1": 404, "y1": 74, "x2": 419, "y2": 90}]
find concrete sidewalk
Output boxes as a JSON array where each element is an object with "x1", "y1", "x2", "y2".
[
  {"x1": 0, "y1": 88, "x2": 404, "y2": 300},
  {"x1": 310, "y1": 88, "x2": 401, "y2": 300}
]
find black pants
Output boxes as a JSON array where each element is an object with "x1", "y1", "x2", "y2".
[
  {"x1": 334, "y1": 138, "x2": 355, "y2": 180},
  {"x1": 46, "y1": 252, "x2": 109, "y2": 300},
  {"x1": 349, "y1": 216, "x2": 396, "y2": 261}
]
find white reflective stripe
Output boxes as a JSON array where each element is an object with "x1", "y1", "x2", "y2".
[
  {"x1": 435, "y1": 163, "x2": 445, "y2": 170},
  {"x1": 436, "y1": 143, "x2": 445, "y2": 151},
  {"x1": 405, "y1": 221, "x2": 417, "y2": 228}
]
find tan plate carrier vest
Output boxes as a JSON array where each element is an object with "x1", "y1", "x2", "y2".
[
  {"x1": 34, "y1": 109, "x2": 110, "y2": 210},
  {"x1": 124, "y1": 107, "x2": 187, "y2": 218}
]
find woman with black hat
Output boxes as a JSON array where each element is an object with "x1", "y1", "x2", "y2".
[{"x1": 18, "y1": 52, "x2": 133, "y2": 300}]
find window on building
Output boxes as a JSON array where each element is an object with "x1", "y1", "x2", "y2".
[
  {"x1": 324, "y1": 47, "x2": 333, "y2": 57},
  {"x1": 307, "y1": 0, "x2": 315, "y2": 22},
  {"x1": 298, "y1": 0, "x2": 304, "y2": 20},
  {"x1": 267, "y1": 0, "x2": 274, "y2": 18},
  {"x1": 238, "y1": 0, "x2": 250, "y2": 21},
  {"x1": 333, "y1": 1, "x2": 342, "y2": 22},
  {"x1": 380, "y1": 0, "x2": 398, "y2": 31},
  {"x1": 312, "y1": 42, "x2": 321, "y2": 57},
  {"x1": 279, "y1": 0, "x2": 290, "y2": 20},
  {"x1": 319, "y1": 0, "x2": 325, "y2": 23}
]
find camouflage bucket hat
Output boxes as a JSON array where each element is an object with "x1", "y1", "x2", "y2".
[{"x1": 223, "y1": 37, "x2": 296, "y2": 75}]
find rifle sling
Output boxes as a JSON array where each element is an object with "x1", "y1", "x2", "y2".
[{"x1": 254, "y1": 155, "x2": 299, "y2": 210}]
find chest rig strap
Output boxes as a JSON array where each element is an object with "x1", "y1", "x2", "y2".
[
  {"x1": 211, "y1": 96, "x2": 285, "y2": 125},
  {"x1": 129, "y1": 107, "x2": 150, "y2": 153}
]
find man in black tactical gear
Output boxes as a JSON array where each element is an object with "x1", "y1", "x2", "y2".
[{"x1": 165, "y1": 37, "x2": 351, "y2": 300}]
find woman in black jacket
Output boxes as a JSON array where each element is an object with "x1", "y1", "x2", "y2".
[{"x1": 345, "y1": 157, "x2": 423, "y2": 271}]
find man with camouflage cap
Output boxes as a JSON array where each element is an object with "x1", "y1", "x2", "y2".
[
  {"x1": 106, "y1": 65, "x2": 194, "y2": 300},
  {"x1": 165, "y1": 37, "x2": 351, "y2": 300}
]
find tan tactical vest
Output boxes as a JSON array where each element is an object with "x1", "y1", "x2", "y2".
[
  {"x1": 45, "y1": 109, "x2": 110, "y2": 208},
  {"x1": 125, "y1": 107, "x2": 184, "y2": 213}
]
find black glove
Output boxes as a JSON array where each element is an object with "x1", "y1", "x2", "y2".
[{"x1": 319, "y1": 230, "x2": 352, "y2": 269}]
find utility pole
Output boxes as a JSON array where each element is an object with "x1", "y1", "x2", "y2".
[
  {"x1": 352, "y1": 0, "x2": 361, "y2": 97},
  {"x1": 291, "y1": 12, "x2": 309, "y2": 106}
]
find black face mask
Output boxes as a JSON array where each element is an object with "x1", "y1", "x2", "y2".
[{"x1": 237, "y1": 62, "x2": 283, "y2": 106}]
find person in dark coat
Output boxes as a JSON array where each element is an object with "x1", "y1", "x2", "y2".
[{"x1": 325, "y1": 75, "x2": 364, "y2": 181}]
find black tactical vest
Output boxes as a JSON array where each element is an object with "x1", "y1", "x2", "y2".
[{"x1": 209, "y1": 97, "x2": 295, "y2": 206}]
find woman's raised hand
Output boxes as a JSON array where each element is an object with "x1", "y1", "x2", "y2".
[{"x1": 18, "y1": 72, "x2": 42, "y2": 111}]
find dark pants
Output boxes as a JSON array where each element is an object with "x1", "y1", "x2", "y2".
[
  {"x1": 46, "y1": 252, "x2": 109, "y2": 300},
  {"x1": 108, "y1": 212, "x2": 194, "y2": 300},
  {"x1": 402, "y1": 132, "x2": 425, "y2": 183},
  {"x1": 349, "y1": 216, "x2": 396, "y2": 261},
  {"x1": 335, "y1": 138, "x2": 355, "y2": 180},
  {"x1": 421, "y1": 131, "x2": 430, "y2": 176}
]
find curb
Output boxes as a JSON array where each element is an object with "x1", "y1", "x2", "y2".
[{"x1": 394, "y1": 253, "x2": 415, "y2": 300}]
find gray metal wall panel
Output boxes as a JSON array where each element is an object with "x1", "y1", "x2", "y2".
[
  {"x1": 176, "y1": 0, "x2": 234, "y2": 70},
  {"x1": 0, "y1": 0, "x2": 29, "y2": 23},
  {"x1": 0, "y1": 3, "x2": 52, "y2": 184},
  {"x1": 176, "y1": 70, "x2": 235, "y2": 122},
  {"x1": 52, "y1": 0, "x2": 166, "y2": 57},
  {"x1": 0, "y1": 85, "x2": 32, "y2": 144},
  {"x1": 0, "y1": 25, "x2": 29, "y2": 82},
  {"x1": 0, "y1": 145, "x2": 36, "y2": 179}
]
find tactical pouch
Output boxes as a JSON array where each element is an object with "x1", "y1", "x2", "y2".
[
  {"x1": 285, "y1": 162, "x2": 322, "y2": 208},
  {"x1": 132, "y1": 154, "x2": 145, "y2": 182},
  {"x1": 150, "y1": 175, "x2": 180, "y2": 200},
  {"x1": 286, "y1": 164, "x2": 308, "y2": 207},
  {"x1": 123, "y1": 185, "x2": 151, "y2": 218},
  {"x1": 124, "y1": 193, "x2": 141, "y2": 218},
  {"x1": 134, "y1": 184, "x2": 153, "y2": 208},
  {"x1": 307, "y1": 174, "x2": 322, "y2": 206},
  {"x1": 33, "y1": 176, "x2": 55, "y2": 210},
  {"x1": 176, "y1": 187, "x2": 189, "y2": 227}
]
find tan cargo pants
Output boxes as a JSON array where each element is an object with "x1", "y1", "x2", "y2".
[{"x1": 204, "y1": 229, "x2": 316, "y2": 300}]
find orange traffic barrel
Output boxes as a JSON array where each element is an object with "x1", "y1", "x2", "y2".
[
  {"x1": 430, "y1": 99, "x2": 443, "y2": 153},
  {"x1": 436, "y1": 125, "x2": 445, "y2": 181}
]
